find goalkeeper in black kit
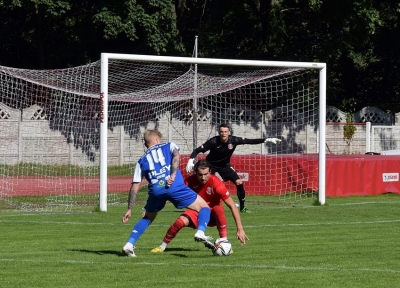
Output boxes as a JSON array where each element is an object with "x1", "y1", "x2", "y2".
[{"x1": 186, "y1": 123, "x2": 281, "y2": 213}]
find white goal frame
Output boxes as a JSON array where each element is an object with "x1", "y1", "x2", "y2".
[{"x1": 99, "y1": 53, "x2": 327, "y2": 211}]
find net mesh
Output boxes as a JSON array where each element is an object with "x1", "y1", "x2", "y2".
[{"x1": 0, "y1": 59, "x2": 320, "y2": 211}]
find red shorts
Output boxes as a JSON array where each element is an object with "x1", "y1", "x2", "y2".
[{"x1": 181, "y1": 205, "x2": 225, "y2": 229}]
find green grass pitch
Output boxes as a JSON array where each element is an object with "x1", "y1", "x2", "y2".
[{"x1": 1, "y1": 194, "x2": 400, "y2": 287}]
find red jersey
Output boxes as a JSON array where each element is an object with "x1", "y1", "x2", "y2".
[{"x1": 184, "y1": 174, "x2": 230, "y2": 207}]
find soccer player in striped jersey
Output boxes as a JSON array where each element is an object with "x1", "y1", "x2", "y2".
[
  {"x1": 186, "y1": 123, "x2": 281, "y2": 213},
  {"x1": 121, "y1": 130, "x2": 211, "y2": 257},
  {"x1": 151, "y1": 159, "x2": 249, "y2": 253}
]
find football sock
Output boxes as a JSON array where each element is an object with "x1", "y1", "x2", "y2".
[
  {"x1": 197, "y1": 207, "x2": 211, "y2": 232},
  {"x1": 163, "y1": 217, "x2": 186, "y2": 244},
  {"x1": 236, "y1": 184, "x2": 246, "y2": 210},
  {"x1": 127, "y1": 217, "x2": 152, "y2": 245},
  {"x1": 160, "y1": 242, "x2": 167, "y2": 251},
  {"x1": 124, "y1": 242, "x2": 134, "y2": 250},
  {"x1": 212, "y1": 205, "x2": 228, "y2": 238}
]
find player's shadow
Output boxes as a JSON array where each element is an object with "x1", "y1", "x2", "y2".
[
  {"x1": 164, "y1": 247, "x2": 207, "y2": 258},
  {"x1": 69, "y1": 247, "x2": 198, "y2": 257},
  {"x1": 69, "y1": 249, "x2": 125, "y2": 257},
  {"x1": 135, "y1": 247, "x2": 203, "y2": 258}
]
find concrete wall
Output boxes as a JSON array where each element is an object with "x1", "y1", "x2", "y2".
[{"x1": 1, "y1": 103, "x2": 399, "y2": 167}]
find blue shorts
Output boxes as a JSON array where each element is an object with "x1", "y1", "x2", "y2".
[{"x1": 144, "y1": 183, "x2": 198, "y2": 212}]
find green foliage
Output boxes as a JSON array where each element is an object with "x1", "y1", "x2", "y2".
[
  {"x1": 92, "y1": 0, "x2": 183, "y2": 54},
  {"x1": 343, "y1": 123, "x2": 357, "y2": 142},
  {"x1": 0, "y1": 0, "x2": 399, "y2": 111},
  {"x1": 1, "y1": 194, "x2": 400, "y2": 287},
  {"x1": 0, "y1": 0, "x2": 184, "y2": 68},
  {"x1": 343, "y1": 113, "x2": 357, "y2": 154},
  {"x1": 340, "y1": 97, "x2": 358, "y2": 114}
]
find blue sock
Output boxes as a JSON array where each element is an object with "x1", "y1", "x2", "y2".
[
  {"x1": 197, "y1": 207, "x2": 211, "y2": 232},
  {"x1": 127, "y1": 218, "x2": 152, "y2": 244}
]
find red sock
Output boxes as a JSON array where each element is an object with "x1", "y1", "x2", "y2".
[
  {"x1": 212, "y1": 205, "x2": 228, "y2": 238},
  {"x1": 163, "y1": 217, "x2": 186, "y2": 244}
]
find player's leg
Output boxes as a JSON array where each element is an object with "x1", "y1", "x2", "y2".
[
  {"x1": 123, "y1": 194, "x2": 165, "y2": 257},
  {"x1": 164, "y1": 216, "x2": 191, "y2": 244},
  {"x1": 187, "y1": 194, "x2": 213, "y2": 243},
  {"x1": 229, "y1": 168, "x2": 249, "y2": 212},
  {"x1": 211, "y1": 205, "x2": 228, "y2": 238},
  {"x1": 166, "y1": 185, "x2": 212, "y2": 245},
  {"x1": 151, "y1": 213, "x2": 192, "y2": 252},
  {"x1": 235, "y1": 179, "x2": 250, "y2": 212},
  {"x1": 186, "y1": 195, "x2": 210, "y2": 228},
  {"x1": 122, "y1": 211, "x2": 157, "y2": 257},
  {"x1": 218, "y1": 166, "x2": 250, "y2": 213}
]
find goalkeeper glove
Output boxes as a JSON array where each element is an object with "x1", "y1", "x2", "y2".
[
  {"x1": 265, "y1": 138, "x2": 282, "y2": 144},
  {"x1": 186, "y1": 158, "x2": 195, "y2": 173}
]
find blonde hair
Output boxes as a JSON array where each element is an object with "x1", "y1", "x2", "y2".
[{"x1": 143, "y1": 130, "x2": 162, "y2": 147}]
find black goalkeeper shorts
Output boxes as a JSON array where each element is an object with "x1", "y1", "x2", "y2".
[{"x1": 211, "y1": 165, "x2": 239, "y2": 183}]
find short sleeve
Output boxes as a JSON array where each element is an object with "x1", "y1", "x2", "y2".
[
  {"x1": 169, "y1": 142, "x2": 180, "y2": 153},
  {"x1": 132, "y1": 162, "x2": 142, "y2": 183}
]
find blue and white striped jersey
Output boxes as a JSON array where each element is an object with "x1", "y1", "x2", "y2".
[{"x1": 132, "y1": 142, "x2": 184, "y2": 193}]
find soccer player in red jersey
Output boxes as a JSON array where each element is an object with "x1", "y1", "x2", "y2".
[{"x1": 151, "y1": 159, "x2": 249, "y2": 253}]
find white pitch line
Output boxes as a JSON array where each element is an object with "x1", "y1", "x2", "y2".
[
  {"x1": 245, "y1": 219, "x2": 400, "y2": 228},
  {"x1": 1, "y1": 218, "x2": 400, "y2": 228},
  {"x1": 1, "y1": 258, "x2": 399, "y2": 274},
  {"x1": 329, "y1": 201, "x2": 400, "y2": 206},
  {"x1": 0, "y1": 219, "x2": 173, "y2": 227}
]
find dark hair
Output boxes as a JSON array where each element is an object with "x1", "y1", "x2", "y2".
[
  {"x1": 218, "y1": 123, "x2": 231, "y2": 131},
  {"x1": 193, "y1": 159, "x2": 212, "y2": 172}
]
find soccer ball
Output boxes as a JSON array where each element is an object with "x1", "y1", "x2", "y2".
[{"x1": 212, "y1": 238, "x2": 232, "y2": 256}]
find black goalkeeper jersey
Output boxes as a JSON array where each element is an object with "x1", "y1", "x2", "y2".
[{"x1": 190, "y1": 135, "x2": 265, "y2": 168}]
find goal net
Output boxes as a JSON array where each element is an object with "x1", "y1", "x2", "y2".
[{"x1": 0, "y1": 54, "x2": 326, "y2": 212}]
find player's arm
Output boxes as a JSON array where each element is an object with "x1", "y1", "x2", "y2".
[
  {"x1": 167, "y1": 148, "x2": 180, "y2": 187},
  {"x1": 189, "y1": 140, "x2": 213, "y2": 158},
  {"x1": 122, "y1": 162, "x2": 142, "y2": 223},
  {"x1": 239, "y1": 137, "x2": 281, "y2": 145},
  {"x1": 122, "y1": 181, "x2": 140, "y2": 223},
  {"x1": 223, "y1": 196, "x2": 249, "y2": 245},
  {"x1": 186, "y1": 140, "x2": 213, "y2": 172}
]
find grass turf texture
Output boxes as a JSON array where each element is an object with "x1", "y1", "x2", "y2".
[
  {"x1": 1, "y1": 194, "x2": 400, "y2": 287},
  {"x1": 0, "y1": 163, "x2": 134, "y2": 176}
]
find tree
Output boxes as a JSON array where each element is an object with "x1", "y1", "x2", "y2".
[
  {"x1": 262, "y1": 0, "x2": 400, "y2": 112},
  {"x1": 0, "y1": 0, "x2": 184, "y2": 68},
  {"x1": 173, "y1": 0, "x2": 272, "y2": 59},
  {"x1": 0, "y1": 0, "x2": 398, "y2": 113}
]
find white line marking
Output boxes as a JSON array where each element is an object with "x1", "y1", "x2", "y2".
[
  {"x1": 330, "y1": 201, "x2": 400, "y2": 206},
  {"x1": 0, "y1": 258, "x2": 399, "y2": 274},
  {"x1": 0, "y1": 219, "x2": 172, "y2": 227},
  {"x1": 245, "y1": 219, "x2": 400, "y2": 228},
  {"x1": 1, "y1": 218, "x2": 400, "y2": 228}
]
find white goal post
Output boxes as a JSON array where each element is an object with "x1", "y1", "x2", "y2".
[{"x1": 99, "y1": 53, "x2": 327, "y2": 211}]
